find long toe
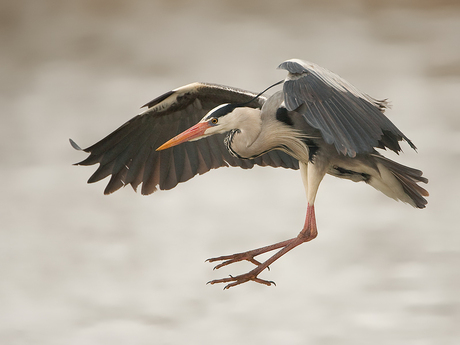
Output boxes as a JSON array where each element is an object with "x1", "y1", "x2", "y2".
[
  {"x1": 207, "y1": 276, "x2": 237, "y2": 286},
  {"x1": 207, "y1": 271, "x2": 276, "y2": 289},
  {"x1": 207, "y1": 252, "x2": 262, "y2": 270}
]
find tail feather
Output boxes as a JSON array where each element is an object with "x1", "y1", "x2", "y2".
[{"x1": 372, "y1": 154, "x2": 429, "y2": 209}]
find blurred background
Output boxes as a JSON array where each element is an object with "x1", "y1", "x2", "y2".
[{"x1": 1, "y1": 0, "x2": 459, "y2": 344}]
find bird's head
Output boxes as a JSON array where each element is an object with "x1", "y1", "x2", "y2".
[{"x1": 156, "y1": 103, "x2": 242, "y2": 151}]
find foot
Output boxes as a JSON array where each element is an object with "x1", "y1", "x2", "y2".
[
  {"x1": 207, "y1": 268, "x2": 276, "y2": 290},
  {"x1": 206, "y1": 204, "x2": 318, "y2": 289},
  {"x1": 206, "y1": 237, "x2": 304, "y2": 289}
]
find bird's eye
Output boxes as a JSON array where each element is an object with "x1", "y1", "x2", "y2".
[{"x1": 211, "y1": 118, "x2": 218, "y2": 124}]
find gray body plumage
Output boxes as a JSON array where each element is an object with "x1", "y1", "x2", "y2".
[{"x1": 213, "y1": 90, "x2": 427, "y2": 208}]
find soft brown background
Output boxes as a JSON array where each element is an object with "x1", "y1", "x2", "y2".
[{"x1": 1, "y1": 0, "x2": 459, "y2": 344}]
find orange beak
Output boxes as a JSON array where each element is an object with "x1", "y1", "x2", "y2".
[{"x1": 156, "y1": 121, "x2": 211, "y2": 151}]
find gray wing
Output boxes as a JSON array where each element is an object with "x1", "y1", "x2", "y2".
[
  {"x1": 71, "y1": 82, "x2": 299, "y2": 195},
  {"x1": 278, "y1": 59, "x2": 417, "y2": 157}
]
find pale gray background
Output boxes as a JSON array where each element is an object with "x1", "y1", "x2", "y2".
[{"x1": 1, "y1": 0, "x2": 459, "y2": 344}]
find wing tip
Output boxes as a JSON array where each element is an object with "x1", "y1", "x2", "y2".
[{"x1": 69, "y1": 138, "x2": 82, "y2": 151}]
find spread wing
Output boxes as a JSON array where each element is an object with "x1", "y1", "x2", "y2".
[
  {"x1": 279, "y1": 59, "x2": 417, "y2": 157},
  {"x1": 71, "y1": 82, "x2": 299, "y2": 195}
]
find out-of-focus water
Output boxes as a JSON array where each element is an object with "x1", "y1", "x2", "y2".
[{"x1": 1, "y1": 1, "x2": 459, "y2": 344}]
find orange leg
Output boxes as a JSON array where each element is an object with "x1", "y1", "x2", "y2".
[{"x1": 207, "y1": 204, "x2": 318, "y2": 289}]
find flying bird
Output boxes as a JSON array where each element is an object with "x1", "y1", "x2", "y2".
[{"x1": 71, "y1": 59, "x2": 428, "y2": 289}]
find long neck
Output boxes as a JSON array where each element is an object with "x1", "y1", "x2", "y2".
[
  {"x1": 226, "y1": 108, "x2": 310, "y2": 162},
  {"x1": 224, "y1": 107, "x2": 262, "y2": 159}
]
